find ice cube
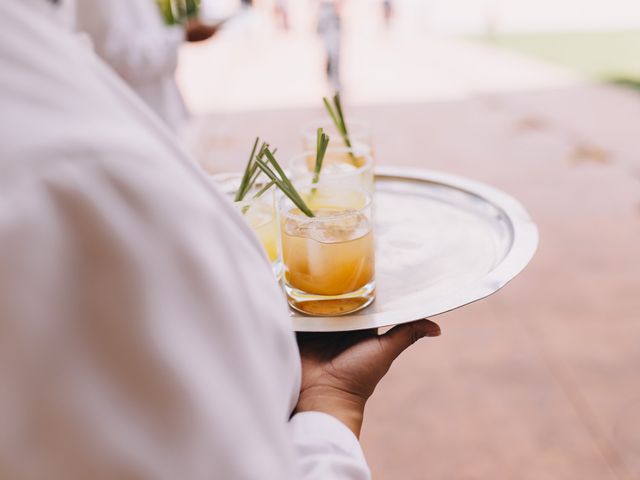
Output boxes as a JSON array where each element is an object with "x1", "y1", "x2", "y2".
[
  {"x1": 284, "y1": 216, "x2": 313, "y2": 238},
  {"x1": 245, "y1": 209, "x2": 272, "y2": 230},
  {"x1": 309, "y1": 210, "x2": 369, "y2": 243}
]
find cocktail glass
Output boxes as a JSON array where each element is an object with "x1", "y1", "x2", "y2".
[
  {"x1": 301, "y1": 119, "x2": 373, "y2": 153},
  {"x1": 280, "y1": 186, "x2": 375, "y2": 316},
  {"x1": 289, "y1": 147, "x2": 375, "y2": 193},
  {"x1": 211, "y1": 173, "x2": 283, "y2": 279}
]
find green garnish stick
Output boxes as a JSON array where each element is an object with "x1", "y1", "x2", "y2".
[
  {"x1": 261, "y1": 149, "x2": 306, "y2": 203},
  {"x1": 323, "y1": 93, "x2": 357, "y2": 164},
  {"x1": 255, "y1": 152, "x2": 315, "y2": 218},
  {"x1": 333, "y1": 93, "x2": 352, "y2": 149},
  {"x1": 312, "y1": 128, "x2": 330, "y2": 185},
  {"x1": 235, "y1": 137, "x2": 260, "y2": 201},
  {"x1": 251, "y1": 180, "x2": 275, "y2": 200}
]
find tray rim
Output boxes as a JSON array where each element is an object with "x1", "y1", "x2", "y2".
[{"x1": 291, "y1": 166, "x2": 539, "y2": 332}]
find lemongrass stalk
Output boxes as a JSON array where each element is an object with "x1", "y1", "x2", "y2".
[
  {"x1": 235, "y1": 137, "x2": 260, "y2": 201},
  {"x1": 322, "y1": 93, "x2": 357, "y2": 164},
  {"x1": 312, "y1": 128, "x2": 330, "y2": 185},
  {"x1": 255, "y1": 153, "x2": 315, "y2": 217}
]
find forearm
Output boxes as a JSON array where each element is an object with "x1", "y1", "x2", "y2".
[{"x1": 295, "y1": 386, "x2": 366, "y2": 438}]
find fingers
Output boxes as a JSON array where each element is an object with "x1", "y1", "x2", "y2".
[
  {"x1": 297, "y1": 328, "x2": 378, "y2": 359},
  {"x1": 378, "y1": 319, "x2": 441, "y2": 363},
  {"x1": 296, "y1": 328, "x2": 378, "y2": 345}
]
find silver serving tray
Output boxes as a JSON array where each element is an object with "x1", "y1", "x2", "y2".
[{"x1": 291, "y1": 167, "x2": 538, "y2": 332}]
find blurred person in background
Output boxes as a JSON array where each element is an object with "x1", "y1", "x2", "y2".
[
  {"x1": 317, "y1": 0, "x2": 343, "y2": 92},
  {"x1": 74, "y1": 0, "x2": 221, "y2": 132},
  {"x1": 0, "y1": 1, "x2": 441, "y2": 479},
  {"x1": 274, "y1": 0, "x2": 290, "y2": 31},
  {"x1": 382, "y1": 0, "x2": 394, "y2": 27}
]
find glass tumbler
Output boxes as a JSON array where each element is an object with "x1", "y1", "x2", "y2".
[{"x1": 280, "y1": 185, "x2": 375, "y2": 316}]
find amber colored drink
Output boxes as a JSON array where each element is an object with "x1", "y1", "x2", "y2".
[
  {"x1": 280, "y1": 188, "x2": 375, "y2": 316},
  {"x1": 282, "y1": 212, "x2": 374, "y2": 296}
]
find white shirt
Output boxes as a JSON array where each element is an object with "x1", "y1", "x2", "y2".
[
  {"x1": 0, "y1": 2, "x2": 370, "y2": 479},
  {"x1": 74, "y1": 0, "x2": 188, "y2": 131},
  {"x1": 28, "y1": 0, "x2": 76, "y2": 29}
]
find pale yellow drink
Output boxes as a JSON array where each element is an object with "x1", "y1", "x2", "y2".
[
  {"x1": 243, "y1": 205, "x2": 279, "y2": 264},
  {"x1": 289, "y1": 147, "x2": 375, "y2": 193},
  {"x1": 301, "y1": 119, "x2": 373, "y2": 152},
  {"x1": 211, "y1": 173, "x2": 283, "y2": 278}
]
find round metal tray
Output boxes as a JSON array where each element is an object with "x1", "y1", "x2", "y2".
[{"x1": 291, "y1": 166, "x2": 539, "y2": 332}]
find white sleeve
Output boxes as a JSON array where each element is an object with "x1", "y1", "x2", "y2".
[
  {"x1": 0, "y1": 2, "x2": 372, "y2": 478},
  {"x1": 75, "y1": 0, "x2": 184, "y2": 85},
  {"x1": 0, "y1": 160, "x2": 370, "y2": 480},
  {"x1": 291, "y1": 412, "x2": 372, "y2": 479}
]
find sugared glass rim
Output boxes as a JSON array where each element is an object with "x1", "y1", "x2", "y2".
[
  {"x1": 233, "y1": 188, "x2": 275, "y2": 210},
  {"x1": 288, "y1": 146, "x2": 374, "y2": 180},
  {"x1": 278, "y1": 184, "x2": 372, "y2": 222},
  {"x1": 209, "y1": 171, "x2": 242, "y2": 194},
  {"x1": 210, "y1": 171, "x2": 275, "y2": 208}
]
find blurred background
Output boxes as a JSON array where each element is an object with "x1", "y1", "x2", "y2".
[
  {"x1": 180, "y1": 0, "x2": 640, "y2": 112},
  {"x1": 177, "y1": 1, "x2": 640, "y2": 479}
]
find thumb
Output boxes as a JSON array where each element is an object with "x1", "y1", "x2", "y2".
[{"x1": 378, "y1": 319, "x2": 441, "y2": 364}]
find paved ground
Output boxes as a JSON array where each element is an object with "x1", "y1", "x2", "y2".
[
  {"x1": 176, "y1": 1, "x2": 581, "y2": 113},
  {"x1": 184, "y1": 83, "x2": 640, "y2": 479},
  {"x1": 178, "y1": 5, "x2": 640, "y2": 479}
]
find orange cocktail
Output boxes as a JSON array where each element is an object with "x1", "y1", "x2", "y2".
[{"x1": 280, "y1": 187, "x2": 375, "y2": 316}]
